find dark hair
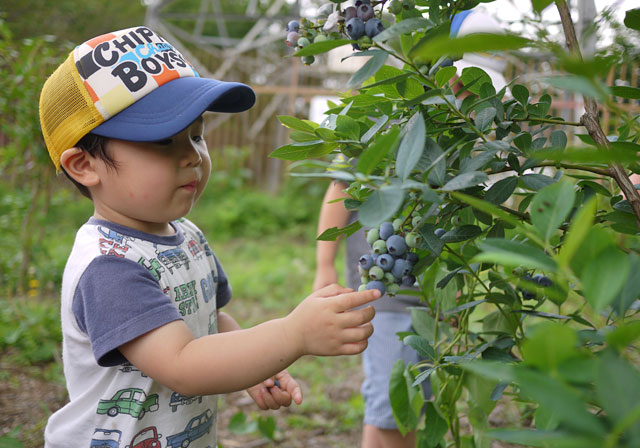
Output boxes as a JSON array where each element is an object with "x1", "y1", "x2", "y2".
[{"x1": 61, "y1": 134, "x2": 117, "y2": 199}]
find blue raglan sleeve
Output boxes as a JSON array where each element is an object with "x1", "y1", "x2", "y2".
[
  {"x1": 72, "y1": 256, "x2": 183, "y2": 367},
  {"x1": 214, "y1": 254, "x2": 232, "y2": 309}
]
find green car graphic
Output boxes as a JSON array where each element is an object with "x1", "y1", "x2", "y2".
[{"x1": 97, "y1": 388, "x2": 159, "y2": 420}]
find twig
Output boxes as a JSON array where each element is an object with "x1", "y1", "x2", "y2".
[{"x1": 555, "y1": 0, "x2": 640, "y2": 227}]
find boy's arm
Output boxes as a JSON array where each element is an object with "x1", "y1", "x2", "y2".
[
  {"x1": 314, "y1": 181, "x2": 351, "y2": 290},
  {"x1": 119, "y1": 284, "x2": 379, "y2": 397}
]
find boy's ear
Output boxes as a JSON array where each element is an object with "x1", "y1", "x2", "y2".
[{"x1": 59, "y1": 148, "x2": 100, "y2": 187}]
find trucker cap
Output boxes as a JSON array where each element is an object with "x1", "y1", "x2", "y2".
[{"x1": 39, "y1": 26, "x2": 256, "y2": 169}]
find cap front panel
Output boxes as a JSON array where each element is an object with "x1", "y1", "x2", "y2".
[{"x1": 73, "y1": 27, "x2": 200, "y2": 121}]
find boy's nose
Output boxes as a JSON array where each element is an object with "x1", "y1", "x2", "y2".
[{"x1": 181, "y1": 143, "x2": 203, "y2": 167}]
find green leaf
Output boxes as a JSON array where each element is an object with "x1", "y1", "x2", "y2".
[
  {"x1": 606, "y1": 321, "x2": 640, "y2": 351},
  {"x1": 314, "y1": 127, "x2": 337, "y2": 141},
  {"x1": 512, "y1": 84, "x2": 529, "y2": 106},
  {"x1": 420, "y1": 402, "x2": 449, "y2": 447},
  {"x1": 293, "y1": 38, "x2": 352, "y2": 56},
  {"x1": 521, "y1": 322, "x2": 578, "y2": 370},
  {"x1": 485, "y1": 176, "x2": 518, "y2": 205},
  {"x1": 418, "y1": 223, "x2": 445, "y2": 256},
  {"x1": 389, "y1": 360, "x2": 419, "y2": 436},
  {"x1": 520, "y1": 173, "x2": 557, "y2": 191},
  {"x1": 361, "y1": 114, "x2": 389, "y2": 143},
  {"x1": 542, "y1": 75, "x2": 610, "y2": 101},
  {"x1": 277, "y1": 115, "x2": 318, "y2": 132},
  {"x1": 611, "y1": 85, "x2": 640, "y2": 99},
  {"x1": 530, "y1": 181, "x2": 576, "y2": 242},
  {"x1": 624, "y1": 8, "x2": 640, "y2": 31},
  {"x1": 396, "y1": 112, "x2": 426, "y2": 180},
  {"x1": 550, "y1": 130, "x2": 568, "y2": 149},
  {"x1": 269, "y1": 141, "x2": 336, "y2": 161},
  {"x1": 581, "y1": 247, "x2": 630, "y2": 311},
  {"x1": 452, "y1": 192, "x2": 521, "y2": 228},
  {"x1": 435, "y1": 66, "x2": 457, "y2": 88},
  {"x1": 347, "y1": 50, "x2": 388, "y2": 88},
  {"x1": 459, "y1": 66, "x2": 492, "y2": 95},
  {"x1": 475, "y1": 238, "x2": 556, "y2": 271},
  {"x1": 475, "y1": 106, "x2": 496, "y2": 132},
  {"x1": 596, "y1": 350, "x2": 640, "y2": 441},
  {"x1": 441, "y1": 225, "x2": 482, "y2": 243},
  {"x1": 531, "y1": 146, "x2": 640, "y2": 164},
  {"x1": 317, "y1": 220, "x2": 362, "y2": 241},
  {"x1": 612, "y1": 253, "x2": 640, "y2": 316},
  {"x1": 442, "y1": 171, "x2": 488, "y2": 191},
  {"x1": 531, "y1": 0, "x2": 554, "y2": 14},
  {"x1": 358, "y1": 186, "x2": 405, "y2": 227},
  {"x1": 410, "y1": 33, "x2": 530, "y2": 62},
  {"x1": 335, "y1": 115, "x2": 361, "y2": 141},
  {"x1": 515, "y1": 367, "x2": 606, "y2": 436},
  {"x1": 228, "y1": 411, "x2": 258, "y2": 434},
  {"x1": 403, "y1": 335, "x2": 436, "y2": 360},
  {"x1": 570, "y1": 226, "x2": 613, "y2": 277},
  {"x1": 420, "y1": 138, "x2": 447, "y2": 186},
  {"x1": 373, "y1": 17, "x2": 433, "y2": 42},
  {"x1": 557, "y1": 197, "x2": 596, "y2": 268},
  {"x1": 357, "y1": 127, "x2": 400, "y2": 175},
  {"x1": 488, "y1": 429, "x2": 603, "y2": 448}
]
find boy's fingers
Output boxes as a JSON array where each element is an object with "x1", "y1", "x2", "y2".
[
  {"x1": 270, "y1": 387, "x2": 292, "y2": 407},
  {"x1": 339, "y1": 323, "x2": 374, "y2": 344},
  {"x1": 339, "y1": 306, "x2": 375, "y2": 328},
  {"x1": 312, "y1": 283, "x2": 353, "y2": 298},
  {"x1": 333, "y1": 289, "x2": 381, "y2": 312}
]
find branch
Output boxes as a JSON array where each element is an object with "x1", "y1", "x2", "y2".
[{"x1": 555, "y1": 0, "x2": 640, "y2": 227}]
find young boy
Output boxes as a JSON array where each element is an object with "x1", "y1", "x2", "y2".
[{"x1": 40, "y1": 26, "x2": 380, "y2": 448}]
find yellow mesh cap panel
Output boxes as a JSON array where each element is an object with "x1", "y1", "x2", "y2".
[{"x1": 39, "y1": 53, "x2": 104, "y2": 170}]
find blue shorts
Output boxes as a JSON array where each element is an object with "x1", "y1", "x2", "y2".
[{"x1": 361, "y1": 311, "x2": 431, "y2": 430}]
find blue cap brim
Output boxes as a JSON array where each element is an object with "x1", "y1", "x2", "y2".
[{"x1": 92, "y1": 77, "x2": 256, "y2": 142}]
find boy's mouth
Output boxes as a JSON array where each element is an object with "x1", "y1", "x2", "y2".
[{"x1": 181, "y1": 180, "x2": 198, "y2": 192}]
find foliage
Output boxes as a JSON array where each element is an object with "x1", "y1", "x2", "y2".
[{"x1": 274, "y1": 0, "x2": 640, "y2": 446}]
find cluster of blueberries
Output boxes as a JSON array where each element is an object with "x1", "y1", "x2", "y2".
[
  {"x1": 519, "y1": 273, "x2": 553, "y2": 301},
  {"x1": 284, "y1": 0, "x2": 386, "y2": 65},
  {"x1": 358, "y1": 218, "x2": 423, "y2": 296}
]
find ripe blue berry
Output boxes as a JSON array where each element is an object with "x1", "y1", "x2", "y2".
[
  {"x1": 366, "y1": 280, "x2": 386, "y2": 295},
  {"x1": 344, "y1": 6, "x2": 357, "y2": 21},
  {"x1": 522, "y1": 289, "x2": 537, "y2": 300},
  {"x1": 359, "y1": 254, "x2": 374, "y2": 270},
  {"x1": 386, "y1": 234, "x2": 407, "y2": 256},
  {"x1": 365, "y1": 18, "x2": 384, "y2": 37},
  {"x1": 402, "y1": 275, "x2": 416, "y2": 286},
  {"x1": 379, "y1": 221, "x2": 394, "y2": 240},
  {"x1": 434, "y1": 228, "x2": 446, "y2": 238},
  {"x1": 346, "y1": 17, "x2": 365, "y2": 40},
  {"x1": 405, "y1": 252, "x2": 419, "y2": 264},
  {"x1": 287, "y1": 20, "x2": 300, "y2": 32},
  {"x1": 376, "y1": 254, "x2": 394, "y2": 271},
  {"x1": 355, "y1": 0, "x2": 371, "y2": 6},
  {"x1": 357, "y1": 3, "x2": 374, "y2": 21},
  {"x1": 372, "y1": 239, "x2": 387, "y2": 255},
  {"x1": 532, "y1": 274, "x2": 553, "y2": 287},
  {"x1": 392, "y1": 259, "x2": 412, "y2": 279}
]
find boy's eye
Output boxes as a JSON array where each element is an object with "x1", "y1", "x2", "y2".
[
  {"x1": 192, "y1": 135, "x2": 203, "y2": 143},
  {"x1": 155, "y1": 139, "x2": 173, "y2": 146}
]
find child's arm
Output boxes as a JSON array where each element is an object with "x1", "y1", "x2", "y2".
[
  {"x1": 119, "y1": 284, "x2": 379, "y2": 397},
  {"x1": 314, "y1": 181, "x2": 351, "y2": 290},
  {"x1": 217, "y1": 310, "x2": 302, "y2": 409}
]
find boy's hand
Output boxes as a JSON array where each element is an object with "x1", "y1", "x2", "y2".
[
  {"x1": 247, "y1": 370, "x2": 302, "y2": 410},
  {"x1": 285, "y1": 284, "x2": 380, "y2": 358}
]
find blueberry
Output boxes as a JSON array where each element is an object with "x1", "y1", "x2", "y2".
[
  {"x1": 451, "y1": 215, "x2": 462, "y2": 226},
  {"x1": 366, "y1": 280, "x2": 386, "y2": 295},
  {"x1": 412, "y1": 216, "x2": 422, "y2": 228},
  {"x1": 366, "y1": 228, "x2": 380, "y2": 245},
  {"x1": 372, "y1": 239, "x2": 387, "y2": 255},
  {"x1": 314, "y1": 34, "x2": 328, "y2": 43},
  {"x1": 359, "y1": 253, "x2": 374, "y2": 270},
  {"x1": 392, "y1": 259, "x2": 412, "y2": 279},
  {"x1": 405, "y1": 252, "x2": 419, "y2": 264},
  {"x1": 364, "y1": 18, "x2": 384, "y2": 37},
  {"x1": 392, "y1": 218, "x2": 404, "y2": 231},
  {"x1": 387, "y1": 283, "x2": 400, "y2": 295},
  {"x1": 344, "y1": 6, "x2": 357, "y2": 21},
  {"x1": 402, "y1": 0, "x2": 414, "y2": 8},
  {"x1": 379, "y1": 221, "x2": 394, "y2": 240},
  {"x1": 358, "y1": 284, "x2": 367, "y2": 292},
  {"x1": 388, "y1": 0, "x2": 402, "y2": 14},
  {"x1": 297, "y1": 37, "x2": 311, "y2": 48},
  {"x1": 376, "y1": 254, "x2": 395, "y2": 271},
  {"x1": 532, "y1": 274, "x2": 553, "y2": 287},
  {"x1": 355, "y1": 0, "x2": 371, "y2": 6},
  {"x1": 434, "y1": 228, "x2": 446, "y2": 238},
  {"x1": 386, "y1": 234, "x2": 407, "y2": 256},
  {"x1": 405, "y1": 232, "x2": 421, "y2": 249},
  {"x1": 301, "y1": 55, "x2": 315, "y2": 65},
  {"x1": 346, "y1": 17, "x2": 365, "y2": 40},
  {"x1": 522, "y1": 289, "x2": 537, "y2": 300},
  {"x1": 357, "y1": 3, "x2": 374, "y2": 21},
  {"x1": 286, "y1": 31, "x2": 300, "y2": 46},
  {"x1": 385, "y1": 272, "x2": 396, "y2": 283},
  {"x1": 287, "y1": 20, "x2": 300, "y2": 32},
  {"x1": 368, "y1": 266, "x2": 384, "y2": 281},
  {"x1": 402, "y1": 274, "x2": 416, "y2": 286}
]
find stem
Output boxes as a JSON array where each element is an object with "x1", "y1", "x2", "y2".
[
  {"x1": 555, "y1": 0, "x2": 640, "y2": 227},
  {"x1": 512, "y1": 116, "x2": 583, "y2": 127}
]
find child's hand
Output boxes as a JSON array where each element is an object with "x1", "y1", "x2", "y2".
[
  {"x1": 247, "y1": 370, "x2": 302, "y2": 410},
  {"x1": 285, "y1": 284, "x2": 380, "y2": 357}
]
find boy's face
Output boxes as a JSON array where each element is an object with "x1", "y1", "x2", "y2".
[{"x1": 91, "y1": 117, "x2": 211, "y2": 234}]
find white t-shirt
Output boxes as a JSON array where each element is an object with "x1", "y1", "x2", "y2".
[{"x1": 45, "y1": 217, "x2": 231, "y2": 448}]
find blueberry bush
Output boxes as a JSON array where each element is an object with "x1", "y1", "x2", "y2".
[{"x1": 273, "y1": 1, "x2": 640, "y2": 446}]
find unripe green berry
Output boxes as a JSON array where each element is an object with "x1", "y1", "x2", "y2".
[
  {"x1": 372, "y1": 239, "x2": 387, "y2": 255},
  {"x1": 393, "y1": 218, "x2": 404, "y2": 231},
  {"x1": 451, "y1": 215, "x2": 462, "y2": 226},
  {"x1": 369, "y1": 265, "x2": 384, "y2": 280},
  {"x1": 385, "y1": 272, "x2": 396, "y2": 283},
  {"x1": 367, "y1": 228, "x2": 380, "y2": 245},
  {"x1": 358, "y1": 284, "x2": 367, "y2": 292},
  {"x1": 388, "y1": 0, "x2": 402, "y2": 14},
  {"x1": 301, "y1": 55, "x2": 315, "y2": 65},
  {"x1": 313, "y1": 34, "x2": 328, "y2": 43},
  {"x1": 387, "y1": 283, "x2": 400, "y2": 295},
  {"x1": 411, "y1": 215, "x2": 421, "y2": 228},
  {"x1": 405, "y1": 232, "x2": 421, "y2": 248},
  {"x1": 297, "y1": 37, "x2": 311, "y2": 48}
]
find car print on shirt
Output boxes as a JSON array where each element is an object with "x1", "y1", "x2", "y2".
[
  {"x1": 169, "y1": 392, "x2": 203, "y2": 412},
  {"x1": 166, "y1": 409, "x2": 214, "y2": 448},
  {"x1": 138, "y1": 256, "x2": 165, "y2": 282},
  {"x1": 156, "y1": 246, "x2": 190, "y2": 273},
  {"x1": 126, "y1": 426, "x2": 162, "y2": 448},
  {"x1": 97, "y1": 388, "x2": 159, "y2": 420},
  {"x1": 90, "y1": 428, "x2": 122, "y2": 448},
  {"x1": 119, "y1": 362, "x2": 148, "y2": 377}
]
